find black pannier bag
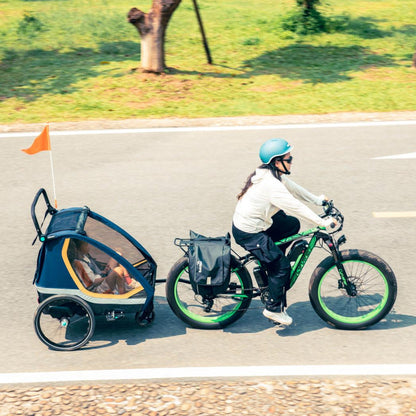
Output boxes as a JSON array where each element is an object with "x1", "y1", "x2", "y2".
[{"x1": 188, "y1": 230, "x2": 231, "y2": 296}]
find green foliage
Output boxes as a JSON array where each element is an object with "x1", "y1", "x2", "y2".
[
  {"x1": 281, "y1": 9, "x2": 327, "y2": 34},
  {"x1": 0, "y1": 0, "x2": 416, "y2": 124},
  {"x1": 296, "y1": 0, "x2": 321, "y2": 7},
  {"x1": 241, "y1": 37, "x2": 261, "y2": 46},
  {"x1": 281, "y1": 0, "x2": 327, "y2": 34},
  {"x1": 18, "y1": 12, "x2": 45, "y2": 35}
]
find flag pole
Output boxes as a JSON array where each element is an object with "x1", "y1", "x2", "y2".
[
  {"x1": 44, "y1": 122, "x2": 58, "y2": 208},
  {"x1": 21, "y1": 123, "x2": 58, "y2": 208},
  {"x1": 48, "y1": 146, "x2": 58, "y2": 208},
  {"x1": 45, "y1": 123, "x2": 58, "y2": 208}
]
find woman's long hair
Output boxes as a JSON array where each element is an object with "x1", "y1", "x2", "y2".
[{"x1": 237, "y1": 160, "x2": 281, "y2": 200}]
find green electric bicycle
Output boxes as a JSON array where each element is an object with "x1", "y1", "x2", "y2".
[{"x1": 165, "y1": 201, "x2": 397, "y2": 330}]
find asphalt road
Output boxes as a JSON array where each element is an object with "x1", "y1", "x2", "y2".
[{"x1": 1, "y1": 119, "x2": 415, "y2": 375}]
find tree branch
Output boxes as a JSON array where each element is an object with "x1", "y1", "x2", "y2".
[{"x1": 127, "y1": 7, "x2": 152, "y2": 36}]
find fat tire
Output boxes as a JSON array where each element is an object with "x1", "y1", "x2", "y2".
[
  {"x1": 34, "y1": 295, "x2": 95, "y2": 351},
  {"x1": 309, "y1": 249, "x2": 397, "y2": 330},
  {"x1": 165, "y1": 255, "x2": 253, "y2": 329}
]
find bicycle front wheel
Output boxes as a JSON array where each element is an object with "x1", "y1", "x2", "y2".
[
  {"x1": 309, "y1": 249, "x2": 397, "y2": 330},
  {"x1": 165, "y1": 255, "x2": 253, "y2": 329},
  {"x1": 34, "y1": 295, "x2": 95, "y2": 351}
]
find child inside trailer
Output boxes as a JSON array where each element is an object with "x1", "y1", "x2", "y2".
[{"x1": 69, "y1": 239, "x2": 142, "y2": 295}]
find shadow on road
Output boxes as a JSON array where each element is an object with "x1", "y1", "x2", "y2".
[
  {"x1": 226, "y1": 300, "x2": 416, "y2": 337},
  {"x1": 83, "y1": 296, "x2": 187, "y2": 350},
  {"x1": 223, "y1": 299, "x2": 327, "y2": 335},
  {"x1": 82, "y1": 296, "x2": 415, "y2": 350}
]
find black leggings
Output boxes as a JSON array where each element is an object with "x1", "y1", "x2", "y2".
[
  {"x1": 232, "y1": 211, "x2": 300, "y2": 312},
  {"x1": 265, "y1": 210, "x2": 301, "y2": 254}
]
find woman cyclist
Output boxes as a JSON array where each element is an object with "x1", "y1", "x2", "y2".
[{"x1": 232, "y1": 138, "x2": 336, "y2": 326}]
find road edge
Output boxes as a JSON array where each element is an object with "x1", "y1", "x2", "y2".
[{"x1": 2, "y1": 111, "x2": 416, "y2": 133}]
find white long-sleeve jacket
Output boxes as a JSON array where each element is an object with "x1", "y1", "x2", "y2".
[{"x1": 233, "y1": 169, "x2": 329, "y2": 233}]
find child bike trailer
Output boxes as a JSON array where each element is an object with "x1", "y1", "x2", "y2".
[{"x1": 31, "y1": 188, "x2": 157, "y2": 351}]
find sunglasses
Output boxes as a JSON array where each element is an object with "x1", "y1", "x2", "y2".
[{"x1": 282, "y1": 156, "x2": 293, "y2": 164}]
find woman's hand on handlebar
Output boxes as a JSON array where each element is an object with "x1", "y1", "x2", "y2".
[
  {"x1": 323, "y1": 216, "x2": 338, "y2": 229},
  {"x1": 320, "y1": 200, "x2": 344, "y2": 232},
  {"x1": 318, "y1": 195, "x2": 330, "y2": 206}
]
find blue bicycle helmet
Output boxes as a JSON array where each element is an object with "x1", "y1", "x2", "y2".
[{"x1": 259, "y1": 138, "x2": 293, "y2": 164}]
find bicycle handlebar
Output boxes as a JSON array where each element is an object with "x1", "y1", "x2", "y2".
[
  {"x1": 31, "y1": 188, "x2": 57, "y2": 240},
  {"x1": 321, "y1": 200, "x2": 344, "y2": 232}
]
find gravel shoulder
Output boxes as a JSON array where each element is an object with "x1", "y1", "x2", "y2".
[{"x1": 2, "y1": 377, "x2": 416, "y2": 416}]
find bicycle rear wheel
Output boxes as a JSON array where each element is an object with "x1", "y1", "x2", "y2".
[
  {"x1": 309, "y1": 249, "x2": 397, "y2": 330},
  {"x1": 165, "y1": 255, "x2": 253, "y2": 329},
  {"x1": 34, "y1": 295, "x2": 95, "y2": 351}
]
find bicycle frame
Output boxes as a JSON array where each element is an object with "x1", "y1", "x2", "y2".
[
  {"x1": 166, "y1": 199, "x2": 396, "y2": 330},
  {"x1": 276, "y1": 227, "x2": 323, "y2": 288},
  {"x1": 239, "y1": 225, "x2": 350, "y2": 295}
]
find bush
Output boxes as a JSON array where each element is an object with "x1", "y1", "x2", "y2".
[
  {"x1": 18, "y1": 12, "x2": 45, "y2": 35},
  {"x1": 281, "y1": 0, "x2": 328, "y2": 35}
]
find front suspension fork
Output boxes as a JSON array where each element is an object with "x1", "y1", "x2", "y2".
[{"x1": 324, "y1": 234, "x2": 357, "y2": 297}]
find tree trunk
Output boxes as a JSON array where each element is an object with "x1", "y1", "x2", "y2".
[
  {"x1": 128, "y1": 0, "x2": 182, "y2": 73},
  {"x1": 298, "y1": 0, "x2": 318, "y2": 17}
]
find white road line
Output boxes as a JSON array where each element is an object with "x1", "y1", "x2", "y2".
[
  {"x1": 373, "y1": 152, "x2": 416, "y2": 160},
  {"x1": 2, "y1": 364, "x2": 416, "y2": 384},
  {"x1": 373, "y1": 211, "x2": 416, "y2": 218},
  {"x1": 2, "y1": 119, "x2": 416, "y2": 138}
]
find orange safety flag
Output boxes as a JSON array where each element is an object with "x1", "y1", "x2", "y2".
[{"x1": 21, "y1": 125, "x2": 51, "y2": 154}]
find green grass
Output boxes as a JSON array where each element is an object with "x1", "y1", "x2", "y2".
[{"x1": 1, "y1": 0, "x2": 416, "y2": 124}]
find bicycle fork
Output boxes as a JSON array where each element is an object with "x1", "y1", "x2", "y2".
[{"x1": 323, "y1": 233, "x2": 356, "y2": 296}]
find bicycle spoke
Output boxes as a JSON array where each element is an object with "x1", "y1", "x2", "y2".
[
  {"x1": 318, "y1": 259, "x2": 389, "y2": 322},
  {"x1": 166, "y1": 256, "x2": 253, "y2": 328},
  {"x1": 34, "y1": 296, "x2": 95, "y2": 351}
]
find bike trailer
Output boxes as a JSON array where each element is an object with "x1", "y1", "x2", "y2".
[{"x1": 31, "y1": 188, "x2": 157, "y2": 350}]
